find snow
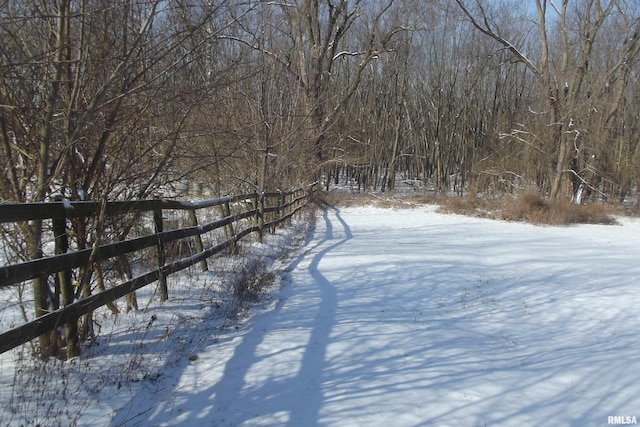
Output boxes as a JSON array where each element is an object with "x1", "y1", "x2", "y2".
[{"x1": 3, "y1": 205, "x2": 640, "y2": 426}]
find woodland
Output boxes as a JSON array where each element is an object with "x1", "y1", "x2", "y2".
[{"x1": 2, "y1": 0, "x2": 640, "y2": 204}]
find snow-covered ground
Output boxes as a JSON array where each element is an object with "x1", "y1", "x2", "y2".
[{"x1": 2, "y1": 205, "x2": 640, "y2": 426}]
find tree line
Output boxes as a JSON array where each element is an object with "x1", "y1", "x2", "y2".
[
  {"x1": 4, "y1": 1, "x2": 639, "y2": 206},
  {"x1": 1, "y1": 1, "x2": 639, "y2": 356}
]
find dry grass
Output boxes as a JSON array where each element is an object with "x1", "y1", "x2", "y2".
[
  {"x1": 438, "y1": 192, "x2": 619, "y2": 225},
  {"x1": 322, "y1": 191, "x2": 441, "y2": 209},
  {"x1": 321, "y1": 192, "x2": 382, "y2": 207},
  {"x1": 325, "y1": 190, "x2": 631, "y2": 226}
]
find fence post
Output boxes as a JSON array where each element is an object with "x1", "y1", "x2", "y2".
[
  {"x1": 221, "y1": 199, "x2": 238, "y2": 255},
  {"x1": 270, "y1": 193, "x2": 276, "y2": 233},
  {"x1": 153, "y1": 195, "x2": 169, "y2": 301},
  {"x1": 278, "y1": 190, "x2": 285, "y2": 225},
  {"x1": 285, "y1": 192, "x2": 291, "y2": 218},
  {"x1": 290, "y1": 190, "x2": 296, "y2": 214},
  {"x1": 188, "y1": 209, "x2": 208, "y2": 272},
  {"x1": 258, "y1": 191, "x2": 264, "y2": 243},
  {"x1": 52, "y1": 194, "x2": 79, "y2": 359},
  {"x1": 293, "y1": 189, "x2": 301, "y2": 214}
]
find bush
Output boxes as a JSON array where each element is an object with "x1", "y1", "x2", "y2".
[
  {"x1": 232, "y1": 260, "x2": 277, "y2": 302},
  {"x1": 501, "y1": 192, "x2": 551, "y2": 224}
]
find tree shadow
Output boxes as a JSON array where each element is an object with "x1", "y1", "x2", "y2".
[
  {"x1": 286, "y1": 205, "x2": 352, "y2": 426},
  {"x1": 110, "y1": 207, "x2": 640, "y2": 426},
  {"x1": 111, "y1": 205, "x2": 351, "y2": 426}
]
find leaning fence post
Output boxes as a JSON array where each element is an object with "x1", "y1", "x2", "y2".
[
  {"x1": 52, "y1": 194, "x2": 79, "y2": 359},
  {"x1": 153, "y1": 195, "x2": 169, "y2": 301},
  {"x1": 188, "y1": 209, "x2": 208, "y2": 272}
]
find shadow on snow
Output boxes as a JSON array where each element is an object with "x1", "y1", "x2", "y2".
[{"x1": 111, "y1": 207, "x2": 640, "y2": 426}]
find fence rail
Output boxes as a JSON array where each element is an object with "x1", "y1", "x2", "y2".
[{"x1": 0, "y1": 184, "x2": 317, "y2": 357}]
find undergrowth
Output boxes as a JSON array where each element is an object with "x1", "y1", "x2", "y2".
[
  {"x1": 324, "y1": 190, "x2": 630, "y2": 226},
  {"x1": 438, "y1": 192, "x2": 619, "y2": 225}
]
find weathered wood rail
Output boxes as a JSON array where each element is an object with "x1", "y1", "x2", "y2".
[{"x1": 0, "y1": 184, "x2": 316, "y2": 356}]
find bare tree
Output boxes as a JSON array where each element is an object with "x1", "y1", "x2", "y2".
[
  {"x1": 222, "y1": 0, "x2": 403, "y2": 182},
  {"x1": 454, "y1": 0, "x2": 640, "y2": 200},
  {"x1": 0, "y1": 0, "x2": 243, "y2": 357}
]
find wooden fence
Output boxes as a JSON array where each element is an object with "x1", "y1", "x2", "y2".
[{"x1": 0, "y1": 184, "x2": 316, "y2": 358}]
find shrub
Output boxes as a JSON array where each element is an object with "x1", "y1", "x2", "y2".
[
  {"x1": 501, "y1": 192, "x2": 550, "y2": 224},
  {"x1": 233, "y1": 260, "x2": 277, "y2": 302},
  {"x1": 501, "y1": 192, "x2": 616, "y2": 225},
  {"x1": 570, "y1": 202, "x2": 617, "y2": 225}
]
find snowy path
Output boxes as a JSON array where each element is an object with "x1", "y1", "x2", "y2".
[{"x1": 129, "y1": 206, "x2": 640, "y2": 426}]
